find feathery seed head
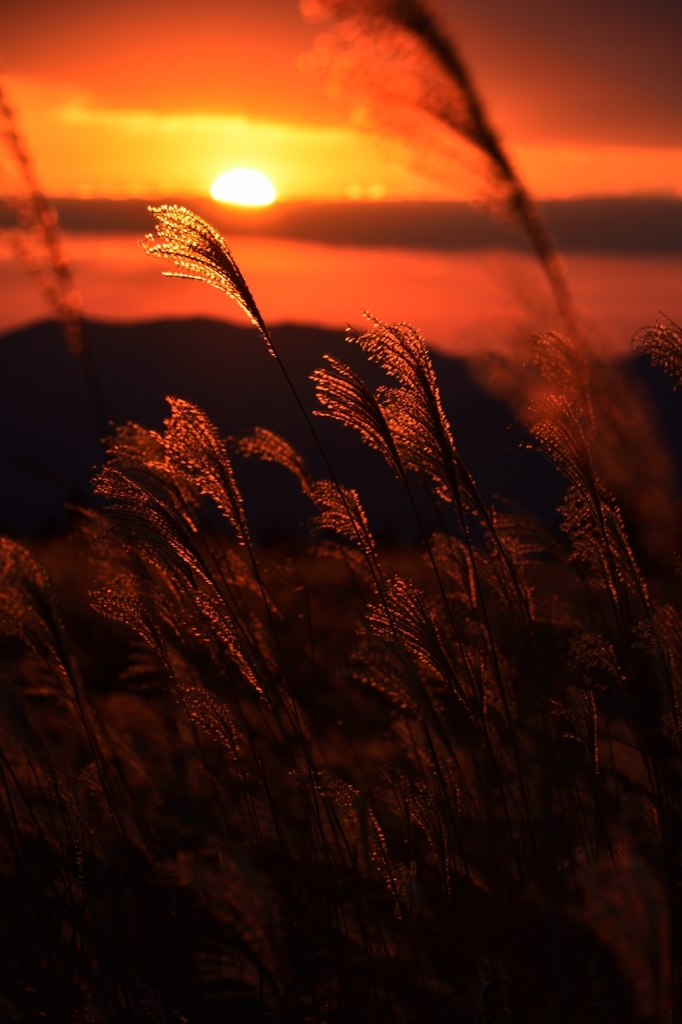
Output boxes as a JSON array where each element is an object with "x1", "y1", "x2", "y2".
[
  {"x1": 144, "y1": 205, "x2": 273, "y2": 352},
  {"x1": 634, "y1": 319, "x2": 682, "y2": 388}
]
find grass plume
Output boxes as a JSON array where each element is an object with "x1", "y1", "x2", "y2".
[
  {"x1": 0, "y1": 207, "x2": 681, "y2": 1021},
  {"x1": 0, "y1": 79, "x2": 108, "y2": 436},
  {"x1": 300, "y1": 0, "x2": 577, "y2": 331}
]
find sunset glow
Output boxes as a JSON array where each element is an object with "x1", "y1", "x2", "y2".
[
  {"x1": 1, "y1": 0, "x2": 681, "y2": 203},
  {"x1": 1, "y1": 74, "x2": 680, "y2": 202},
  {"x1": 210, "y1": 168, "x2": 276, "y2": 206}
]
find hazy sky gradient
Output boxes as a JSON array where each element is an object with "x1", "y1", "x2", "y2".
[{"x1": 1, "y1": 0, "x2": 681, "y2": 198}]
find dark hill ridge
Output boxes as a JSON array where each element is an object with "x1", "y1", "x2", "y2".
[
  {"x1": 0, "y1": 318, "x2": 679, "y2": 540},
  {"x1": 2, "y1": 197, "x2": 681, "y2": 251},
  {"x1": 0, "y1": 318, "x2": 560, "y2": 538}
]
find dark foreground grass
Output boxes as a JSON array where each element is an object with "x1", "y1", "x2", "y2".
[{"x1": 1, "y1": 208, "x2": 682, "y2": 1023}]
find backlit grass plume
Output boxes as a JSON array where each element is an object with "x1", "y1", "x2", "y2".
[
  {"x1": 0, "y1": 82, "x2": 82, "y2": 353},
  {"x1": 300, "y1": 0, "x2": 577, "y2": 331},
  {"x1": 0, "y1": 80, "x2": 108, "y2": 434},
  {"x1": 144, "y1": 205, "x2": 273, "y2": 352},
  {"x1": 635, "y1": 317, "x2": 682, "y2": 387},
  {"x1": 3, "y1": 205, "x2": 682, "y2": 1020}
]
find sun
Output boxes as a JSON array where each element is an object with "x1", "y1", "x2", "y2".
[{"x1": 210, "y1": 168, "x2": 276, "y2": 207}]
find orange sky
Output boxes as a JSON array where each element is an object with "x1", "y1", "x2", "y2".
[
  {"x1": 1, "y1": 0, "x2": 681, "y2": 200},
  {"x1": 3, "y1": 234, "x2": 682, "y2": 358}
]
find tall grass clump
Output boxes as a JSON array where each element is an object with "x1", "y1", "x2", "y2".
[
  {"x1": 0, "y1": 206, "x2": 681, "y2": 1023},
  {"x1": 299, "y1": 0, "x2": 577, "y2": 331},
  {"x1": 0, "y1": 80, "x2": 108, "y2": 435}
]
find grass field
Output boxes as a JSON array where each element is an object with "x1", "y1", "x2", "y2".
[
  {"x1": 1, "y1": 205, "x2": 682, "y2": 1023},
  {"x1": 2, "y1": 1, "x2": 682, "y2": 1013}
]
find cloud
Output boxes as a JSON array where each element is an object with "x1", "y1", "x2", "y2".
[
  {"x1": 2, "y1": 75, "x2": 442, "y2": 200},
  {"x1": 512, "y1": 143, "x2": 682, "y2": 200},
  {"x1": 2, "y1": 75, "x2": 681, "y2": 201}
]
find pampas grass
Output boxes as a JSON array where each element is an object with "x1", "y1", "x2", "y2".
[
  {"x1": 299, "y1": 0, "x2": 577, "y2": 332},
  {"x1": 0, "y1": 79, "x2": 108, "y2": 436},
  {"x1": 0, "y1": 206, "x2": 681, "y2": 1022},
  {"x1": 0, "y1": 10, "x2": 678, "y2": 1016},
  {"x1": 0, "y1": 82, "x2": 82, "y2": 351}
]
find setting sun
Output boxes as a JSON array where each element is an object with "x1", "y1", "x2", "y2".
[{"x1": 210, "y1": 168, "x2": 276, "y2": 206}]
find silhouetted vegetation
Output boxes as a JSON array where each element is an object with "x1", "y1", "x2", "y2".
[
  {"x1": 1, "y1": 205, "x2": 682, "y2": 1023},
  {"x1": 300, "y1": 0, "x2": 576, "y2": 329}
]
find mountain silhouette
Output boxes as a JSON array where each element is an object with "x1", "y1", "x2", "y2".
[{"x1": 0, "y1": 318, "x2": 678, "y2": 542}]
